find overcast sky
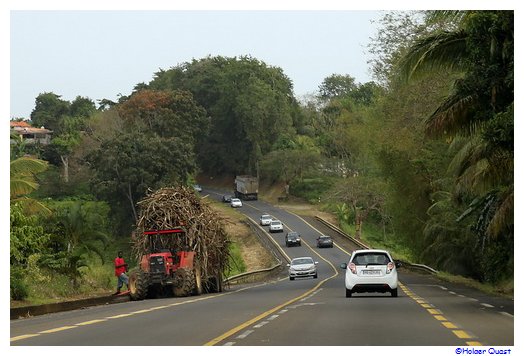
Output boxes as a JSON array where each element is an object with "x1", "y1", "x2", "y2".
[{"x1": 9, "y1": 10, "x2": 382, "y2": 119}]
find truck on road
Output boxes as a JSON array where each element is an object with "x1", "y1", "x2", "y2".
[{"x1": 234, "y1": 175, "x2": 258, "y2": 200}]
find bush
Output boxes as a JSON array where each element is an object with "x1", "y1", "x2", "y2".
[
  {"x1": 10, "y1": 268, "x2": 28, "y2": 301},
  {"x1": 290, "y1": 177, "x2": 336, "y2": 203}
]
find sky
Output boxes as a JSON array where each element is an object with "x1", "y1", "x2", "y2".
[{"x1": 9, "y1": 10, "x2": 382, "y2": 119}]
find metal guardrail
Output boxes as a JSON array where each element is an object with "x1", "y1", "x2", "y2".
[
  {"x1": 314, "y1": 216, "x2": 438, "y2": 275},
  {"x1": 224, "y1": 218, "x2": 285, "y2": 284}
]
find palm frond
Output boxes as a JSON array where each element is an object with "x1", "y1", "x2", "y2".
[
  {"x1": 487, "y1": 188, "x2": 513, "y2": 238},
  {"x1": 11, "y1": 197, "x2": 52, "y2": 216},
  {"x1": 10, "y1": 179, "x2": 39, "y2": 198},
  {"x1": 426, "y1": 11, "x2": 468, "y2": 27},
  {"x1": 10, "y1": 157, "x2": 48, "y2": 177},
  {"x1": 398, "y1": 30, "x2": 468, "y2": 82},
  {"x1": 425, "y1": 90, "x2": 479, "y2": 137}
]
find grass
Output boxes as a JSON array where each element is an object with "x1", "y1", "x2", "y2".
[
  {"x1": 339, "y1": 220, "x2": 414, "y2": 262},
  {"x1": 436, "y1": 272, "x2": 514, "y2": 298}
]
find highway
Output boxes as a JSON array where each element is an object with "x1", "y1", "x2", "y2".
[{"x1": 10, "y1": 187, "x2": 514, "y2": 346}]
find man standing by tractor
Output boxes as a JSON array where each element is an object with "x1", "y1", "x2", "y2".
[{"x1": 113, "y1": 251, "x2": 129, "y2": 295}]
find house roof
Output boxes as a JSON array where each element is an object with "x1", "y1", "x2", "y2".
[{"x1": 10, "y1": 121, "x2": 31, "y2": 128}]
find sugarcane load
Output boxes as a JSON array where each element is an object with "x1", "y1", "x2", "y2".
[{"x1": 128, "y1": 186, "x2": 230, "y2": 300}]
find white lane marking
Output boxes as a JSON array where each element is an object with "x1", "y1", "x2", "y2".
[
  {"x1": 499, "y1": 312, "x2": 514, "y2": 318},
  {"x1": 468, "y1": 298, "x2": 479, "y2": 302},
  {"x1": 438, "y1": 286, "x2": 448, "y2": 290},
  {"x1": 236, "y1": 330, "x2": 255, "y2": 339},
  {"x1": 449, "y1": 291, "x2": 457, "y2": 295},
  {"x1": 480, "y1": 303, "x2": 494, "y2": 308},
  {"x1": 267, "y1": 315, "x2": 279, "y2": 321},
  {"x1": 279, "y1": 309, "x2": 288, "y2": 314},
  {"x1": 223, "y1": 342, "x2": 236, "y2": 346},
  {"x1": 457, "y1": 294, "x2": 465, "y2": 297},
  {"x1": 253, "y1": 321, "x2": 269, "y2": 328}
]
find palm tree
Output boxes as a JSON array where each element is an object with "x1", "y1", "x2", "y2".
[
  {"x1": 398, "y1": 10, "x2": 513, "y2": 241},
  {"x1": 10, "y1": 157, "x2": 51, "y2": 215}
]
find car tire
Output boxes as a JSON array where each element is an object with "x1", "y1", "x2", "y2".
[
  {"x1": 346, "y1": 288, "x2": 352, "y2": 298},
  {"x1": 285, "y1": 242, "x2": 289, "y2": 247},
  {"x1": 290, "y1": 277, "x2": 295, "y2": 281},
  {"x1": 314, "y1": 273, "x2": 318, "y2": 279},
  {"x1": 391, "y1": 288, "x2": 398, "y2": 297},
  {"x1": 298, "y1": 242, "x2": 301, "y2": 246}
]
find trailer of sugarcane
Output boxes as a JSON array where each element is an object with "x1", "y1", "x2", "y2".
[{"x1": 128, "y1": 186, "x2": 230, "y2": 299}]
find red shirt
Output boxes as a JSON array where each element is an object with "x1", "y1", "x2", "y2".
[{"x1": 114, "y1": 257, "x2": 126, "y2": 276}]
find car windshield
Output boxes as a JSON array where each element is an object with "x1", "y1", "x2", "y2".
[
  {"x1": 261, "y1": 215, "x2": 271, "y2": 219},
  {"x1": 232, "y1": 199, "x2": 240, "y2": 202},
  {"x1": 287, "y1": 232, "x2": 299, "y2": 237},
  {"x1": 271, "y1": 221, "x2": 281, "y2": 225},
  {"x1": 319, "y1": 236, "x2": 330, "y2": 241},
  {"x1": 292, "y1": 258, "x2": 313, "y2": 265},
  {"x1": 352, "y1": 253, "x2": 390, "y2": 266}
]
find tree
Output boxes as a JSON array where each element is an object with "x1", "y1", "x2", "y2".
[
  {"x1": 10, "y1": 157, "x2": 50, "y2": 215},
  {"x1": 329, "y1": 177, "x2": 387, "y2": 240},
  {"x1": 148, "y1": 55, "x2": 298, "y2": 175},
  {"x1": 30, "y1": 92, "x2": 70, "y2": 132},
  {"x1": 40, "y1": 201, "x2": 110, "y2": 287},
  {"x1": 398, "y1": 11, "x2": 513, "y2": 241},
  {"x1": 88, "y1": 131, "x2": 196, "y2": 225},
  {"x1": 396, "y1": 10, "x2": 513, "y2": 281},
  {"x1": 318, "y1": 74, "x2": 357, "y2": 100}
]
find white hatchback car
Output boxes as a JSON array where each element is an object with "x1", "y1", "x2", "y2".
[
  {"x1": 269, "y1": 219, "x2": 283, "y2": 233},
  {"x1": 259, "y1": 214, "x2": 272, "y2": 226},
  {"x1": 288, "y1": 257, "x2": 318, "y2": 280},
  {"x1": 230, "y1": 198, "x2": 243, "y2": 208},
  {"x1": 340, "y1": 249, "x2": 400, "y2": 297}
]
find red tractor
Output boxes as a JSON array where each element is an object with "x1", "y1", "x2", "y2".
[{"x1": 128, "y1": 228, "x2": 203, "y2": 300}]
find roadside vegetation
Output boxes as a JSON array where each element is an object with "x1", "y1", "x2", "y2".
[{"x1": 10, "y1": 11, "x2": 513, "y2": 304}]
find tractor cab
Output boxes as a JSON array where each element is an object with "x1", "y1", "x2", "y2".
[{"x1": 139, "y1": 228, "x2": 196, "y2": 280}]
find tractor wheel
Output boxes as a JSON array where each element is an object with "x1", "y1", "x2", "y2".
[
  {"x1": 206, "y1": 275, "x2": 223, "y2": 293},
  {"x1": 192, "y1": 262, "x2": 203, "y2": 296},
  {"x1": 173, "y1": 267, "x2": 195, "y2": 297},
  {"x1": 129, "y1": 270, "x2": 148, "y2": 301}
]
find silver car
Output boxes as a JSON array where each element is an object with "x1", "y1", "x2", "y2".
[
  {"x1": 269, "y1": 219, "x2": 283, "y2": 233},
  {"x1": 259, "y1": 214, "x2": 272, "y2": 226},
  {"x1": 288, "y1": 257, "x2": 318, "y2": 280}
]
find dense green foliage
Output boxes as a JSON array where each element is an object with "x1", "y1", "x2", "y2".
[
  {"x1": 147, "y1": 56, "x2": 298, "y2": 175},
  {"x1": 11, "y1": 11, "x2": 513, "y2": 302}
]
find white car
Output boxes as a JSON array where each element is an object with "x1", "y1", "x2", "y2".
[
  {"x1": 259, "y1": 214, "x2": 272, "y2": 226},
  {"x1": 269, "y1": 219, "x2": 283, "y2": 233},
  {"x1": 340, "y1": 249, "x2": 400, "y2": 297},
  {"x1": 193, "y1": 184, "x2": 202, "y2": 192},
  {"x1": 288, "y1": 257, "x2": 318, "y2": 280},
  {"x1": 230, "y1": 198, "x2": 243, "y2": 208}
]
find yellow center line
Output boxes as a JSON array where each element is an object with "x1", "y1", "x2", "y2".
[
  {"x1": 453, "y1": 330, "x2": 473, "y2": 339},
  {"x1": 75, "y1": 319, "x2": 106, "y2": 326},
  {"x1": 427, "y1": 308, "x2": 442, "y2": 315},
  {"x1": 39, "y1": 325, "x2": 78, "y2": 333},
  {"x1": 10, "y1": 334, "x2": 40, "y2": 342},
  {"x1": 204, "y1": 273, "x2": 338, "y2": 346},
  {"x1": 401, "y1": 283, "x2": 482, "y2": 345},
  {"x1": 442, "y1": 322, "x2": 458, "y2": 329},
  {"x1": 467, "y1": 341, "x2": 484, "y2": 346}
]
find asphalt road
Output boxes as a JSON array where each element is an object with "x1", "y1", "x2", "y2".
[{"x1": 10, "y1": 187, "x2": 514, "y2": 346}]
